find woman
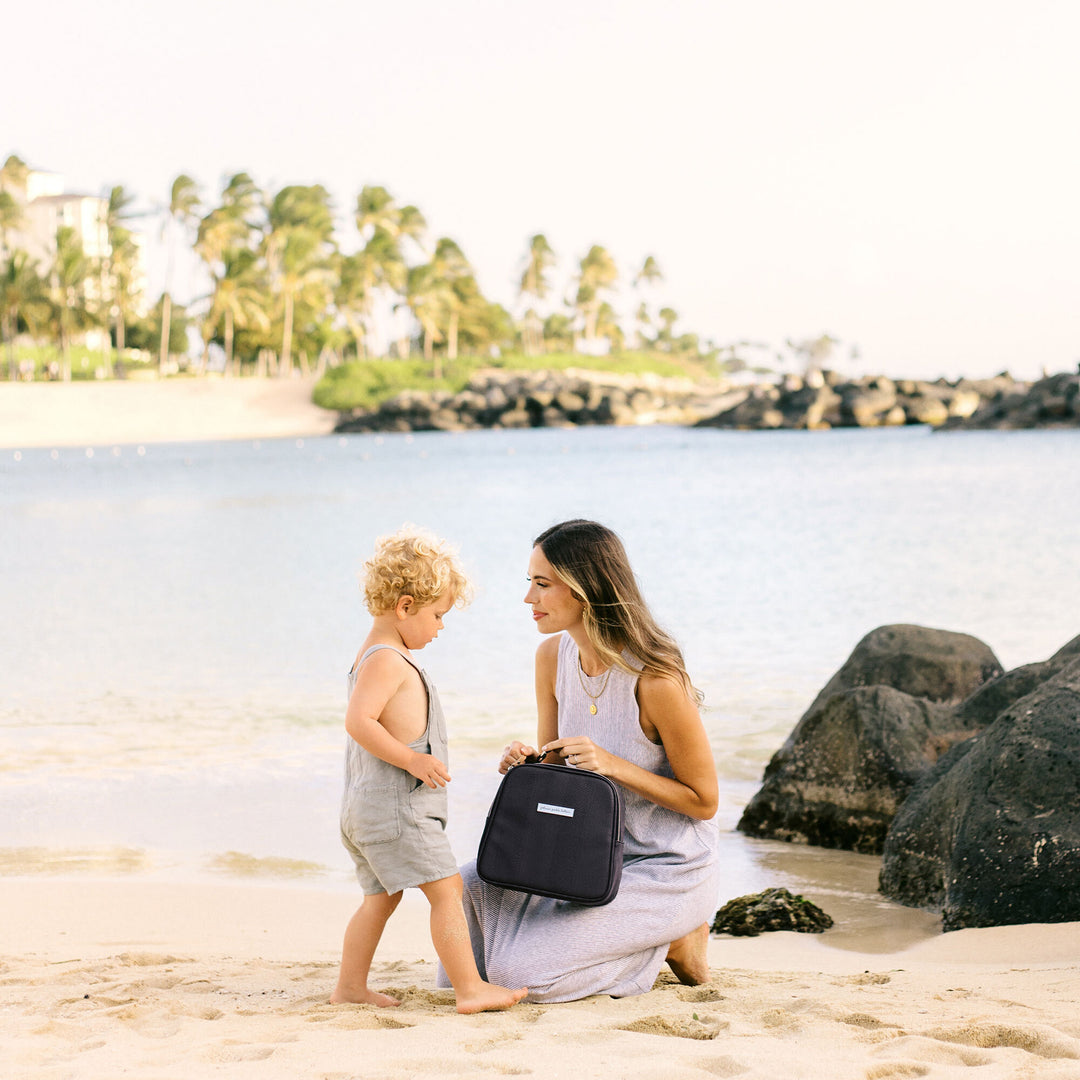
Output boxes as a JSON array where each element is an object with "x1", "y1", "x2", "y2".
[{"x1": 453, "y1": 519, "x2": 719, "y2": 1002}]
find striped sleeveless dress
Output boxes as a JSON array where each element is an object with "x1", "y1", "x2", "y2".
[{"x1": 449, "y1": 632, "x2": 720, "y2": 1002}]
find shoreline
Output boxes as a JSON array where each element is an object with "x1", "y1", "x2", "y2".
[
  {"x1": 0, "y1": 376, "x2": 338, "y2": 449},
  {"x1": 4, "y1": 877, "x2": 1078, "y2": 1078}
]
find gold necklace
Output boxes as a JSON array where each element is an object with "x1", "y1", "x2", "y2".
[{"x1": 576, "y1": 657, "x2": 612, "y2": 715}]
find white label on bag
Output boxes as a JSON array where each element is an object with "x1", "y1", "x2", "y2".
[{"x1": 537, "y1": 802, "x2": 575, "y2": 818}]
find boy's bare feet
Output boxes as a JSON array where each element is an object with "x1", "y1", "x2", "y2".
[
  {"x1": 329, "y1": 988, "x2": 401, "y2": 1007},
  {"x1": 454, "y1": 981, "x2": 528, "y2": 1014},
  {"x1": 666, "y1": 923, "x2": 710, "y2": 985}
]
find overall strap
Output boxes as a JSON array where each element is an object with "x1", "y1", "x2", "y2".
[{"x1": 354, "y1": 643, "x2": 422, "y2": 677}]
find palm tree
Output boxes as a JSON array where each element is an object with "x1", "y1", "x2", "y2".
[
  {"x1": 334, "y1": 249, "x2": 375, "y2": 360},
  {"x1": 633, "y1": 255, "x2": 662, "y2": 350},
  {"x1": 159, "y1": 174, "x2": 201, "y2": 375},
  {"x1": 634, "y1": 255, "x2": 662, "y2": 289},
  {"x1": 634, "y1": 300, "x2": 653, "y2": 350},
  {"x1": 354, "y1": 186, "x2": 426, "y2": 357},
  {"x1": 574, "y1": 245, "x2": 617, "y2": 341},
  {"x1": 656, "y1": 307, "x2": 679, "y2": 351},
  {"x1": 518, "y1": 233, "x2": 555, "y2": 355},
  {"x1": 195, "y1": 173, "x2": 264, "y2": 373},
  {"x1": 453, "y1": 281, "x2": 513, "y2": 357},
  {"x1": 543, "y1": 312, "x2": 574, "y2": 352},
  {"x1": 46, "y1": 226, "x2": 93, "y2": 381},
  {"x1": 595, "y1": 301, "x2": 625, "y2": 351},
  {"x1": 430, "y1": 237, "x2": 472, "y2": 362},
  {"x1": 1, "y1": 251, "x2": 46, "y2": 380},
  {"x1": 0, "y1": 192, "x2": 22, "y2": 262},
  {"x1": 204, "y1": 248, "x2": 269, "y2": 374},
  {"x1": 0, "y1": 155, "x2": 29, "y2": 258},
  {"x1": 108, "y1": 226, "x2": 141, "y2": 356},
  {"x1": 91, "y1": 185, "x2": 143, "y2": 372},
  {"x1": 404, "y1": 262, "x2": 450, "y2": 374},
  {"x1": 264, "y1": 185, "x2": 336, "y2": 375},
  {"x1": 356, "y1": 185, "x2": 426, "y2": 248}
]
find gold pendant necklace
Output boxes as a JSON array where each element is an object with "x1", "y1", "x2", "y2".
[{"x1": 576, "y1": 657, "x2": 612, "y2": 715}]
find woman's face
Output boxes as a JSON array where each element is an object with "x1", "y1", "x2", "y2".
[{"x1": 524, "y1": 545, "x2": 584, "y2": 634}]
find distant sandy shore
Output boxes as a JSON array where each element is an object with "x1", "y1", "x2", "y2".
[
  {"x1": 0, "y1": 376, "x2": 339, "y2": 449},
  {"x1": 2, "y1": 877, "x2": 1078, "y2": 1079}
]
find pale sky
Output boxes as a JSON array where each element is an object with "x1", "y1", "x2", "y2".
[{"x1": 8, "y1": 0, "x2": 1078, "y2": 379}]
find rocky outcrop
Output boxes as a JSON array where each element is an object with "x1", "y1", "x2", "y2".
[
  {"x1": 939, "y1": 371, "x2": 1080, "y2": 429},
  {"x1": 879, "y1": 646, "x2": 1080, "y2": 930},
  {"x1": 805, "y1": 625, "x2": 1005, "y2": 713},
  {"x1": 334, "y1": 368, "x2": 747, "y2": 433},
  {"x1": 711, "y1": 888, "x2": 834, "y2": 936},
  {"x1": 737, "y1": 626, "x2": 1005, "y2": 854},
  {"x1": 696, "y1": 372, "x2": 1020, "y2": 431},
  {"x1": 330, "y1": 367, "x2": 1034, "y2": 434}
]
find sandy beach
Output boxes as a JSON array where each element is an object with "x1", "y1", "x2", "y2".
[
  {"x1": 0, "y1": 376, "x2": 339, "y2": 449},
  {"x1": 3, "y1": 878, "x2": 1078, "y2": 1080}
]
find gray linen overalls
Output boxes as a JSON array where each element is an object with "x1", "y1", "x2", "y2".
[{"x1": 340, "y1": 644, "x2": 460, "y2": 894}]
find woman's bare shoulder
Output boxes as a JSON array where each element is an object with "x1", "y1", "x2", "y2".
[
  {"x1": 636, "y1": 671, "x2": 696, "y2": 713},
  {"x1": 536, "y1": 634, "x2": 562, "y2": 665}
]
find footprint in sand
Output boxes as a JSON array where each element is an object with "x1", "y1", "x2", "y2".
[
  {"x1": 865, "y1": 1064, "x2": 931, "y2": 1079},
  {"x1": 617, "y1": 1014, "x2": 726, "y2": 1040},
  {"x1": 696, "y1": 1057, "x2": 751, "y2": 1077},
  {"x1": 872, "y1": 1036, "x2": 993, "y2": 1068},
  {"x1": 676, "y1": 985, "x2": 725, "y2": 1003},
  {"x1": 924, "y1": 1021, "x2": 1080, "y2": 1060},
  {"x1": 204, "y1": 1042, "x2": 276, "y2": 1063}
]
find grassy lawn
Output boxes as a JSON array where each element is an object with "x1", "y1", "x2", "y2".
[
  {"x1": 7, "y1": 345, "x2": 158, "y2": 381},
  {"x1": 313, "y1": 351, "x2": 720, "y2": 412}
]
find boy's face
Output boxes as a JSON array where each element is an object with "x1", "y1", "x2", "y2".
[{"x1": 399, "y1": 594, "x2": 455, "y2": 650}]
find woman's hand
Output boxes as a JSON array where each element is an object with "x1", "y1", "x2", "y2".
[
  {"x1": 498, "y1": 740, "x2": 538, "y2": 774},
  {"x1": 540, "y1": 736, "x2": 612, "y2": 775}
]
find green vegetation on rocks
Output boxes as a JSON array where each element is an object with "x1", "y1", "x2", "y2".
[
  {"x1": 711, "y1": 888, "x2": 834, "y2": 936},
  {"x1": 313, "y1": 351, "x2": 715, "y2": 413}
]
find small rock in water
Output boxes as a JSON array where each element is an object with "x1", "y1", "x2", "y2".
[{"x1": 711, "y1": 887, "x2": 834, "y2": 937}]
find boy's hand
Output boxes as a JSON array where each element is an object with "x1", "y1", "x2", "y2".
[
  {"x1": 499, "y1": 740, "x2": 537, "y2": 774},
  {"x1": 408, "y1": 752, "x2": 451, "y2": 789}
]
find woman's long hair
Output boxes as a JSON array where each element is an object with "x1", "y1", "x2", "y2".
[{"x1": 534, "y1": 519, "x2": 702, "y2": 704}]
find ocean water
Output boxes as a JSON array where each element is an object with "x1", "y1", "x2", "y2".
[{"x1": 2, "y1": 425, "x2": 1078, "y2": 941}]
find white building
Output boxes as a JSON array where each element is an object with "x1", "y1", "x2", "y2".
[{"x1": 2, "y1": 164, "x2": 148, "y2": 349}]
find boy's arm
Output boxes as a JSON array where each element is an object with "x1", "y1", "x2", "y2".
[{"x1": 345, "y1": 651, "x2": 451, "y2": 789}]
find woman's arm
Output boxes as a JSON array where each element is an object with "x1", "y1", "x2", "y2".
[
  {"x1": 498, "y1": 635, "x2": 562, "y2": 773},
  {"x1": 543, "y1": 674, "x2": 718, "y2": 819}
]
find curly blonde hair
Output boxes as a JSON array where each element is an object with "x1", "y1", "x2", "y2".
[{"x1": 362, "y1": 526, "x2": 473, "y2": 615}]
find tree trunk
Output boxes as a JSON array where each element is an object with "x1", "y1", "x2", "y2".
[
  {"x1": 224, "y1": 309, "x2": 234, "y2": 376},
  {"x1": 280, "y1": 291, "x2": 294, "y2": 376},
  {"x1": 3, "y1": 312, "x2": 15, "y2": 381},
  {"x1": 60, "y1": 323, "x2": 71, "y2": 382},
  {"x1": 159, "y1": 292, "x2": 172, "y2": 375},
  {"x1": 448, "y1": 310, "x2": 459, "y2": 361}
]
